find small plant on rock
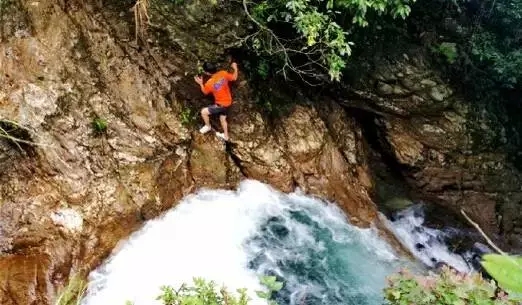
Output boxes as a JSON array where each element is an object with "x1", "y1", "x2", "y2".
[
  {"x1": 434, "y1": 42, "x2": 458, "y2": 64},
  {"x1": 91, "y1": 117, "x2": 108, "y2": 134},
  {"x1": 179, "y1": 107, "x2": 196, "y2": 127},
  {"x1": 54, "y1": 274, "x2": 87, "y2": 305}
]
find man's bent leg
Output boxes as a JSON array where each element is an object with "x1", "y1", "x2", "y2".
[
  {"x1": 199, "y1": 107, "x2": 211, "y2": 134},
  {"x1": 219, "y1": 115, "x2": 229, "y2": 140},
  {"x1": 201, "y1": 107, "x2": 211, "y2": 126}
]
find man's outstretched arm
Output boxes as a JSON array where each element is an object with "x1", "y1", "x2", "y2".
[{"x1": 228, "y1": 62, "x2": 238, "y2": 81}]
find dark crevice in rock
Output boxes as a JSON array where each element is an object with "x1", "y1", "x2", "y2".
[
  {"x1": 225, "y1": 142, "x2": 248, "y2": 179},
  {"x1": 346, "y1": 107, "x2": 412, "y2": 208},
  {"x1": 184, "y1": 140, "x2": 196, "y2": 187},
  {"x1": 342, "y1": 107, "x2": 485, "y2": 244},
  {"x1": 495, "y1": 201, "x2": 505, "y2": 236}
]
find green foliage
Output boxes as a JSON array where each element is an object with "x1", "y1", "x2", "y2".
[
  {"x1": 179, "y1": 107, "x2": 196, "y2": 126},
  {"x1": 435, "y1": 42, "x2": 457, "y2": 64},
  {"x1": 155, "y1": 278, "x2": 249, "y2": 305},
  {"x1": 384, "y1": 267, "x2": 517, "y2": 305},
  {"x1": 470, "y1": 30, "x2": 522, "y2": 89},
  {"x1": 91, "y1": 117, "x2": 108, "y2": 134},
  {"x1": 255, "y1": 276, "x2": 283, "y2": 305},
  {"x1": 481, "y1": 254, "x2": 522, "y2": 294},
  {"x1": 256, "y1": 96, "x2": 273, "y2": 114},
  {"x1": 246, "y1": 0, "x2": 416, "y2": 82},
  {"x1": 469, "y1": 0, "x2": 522, "y2": 89},
  {"x1": 414, "y1": 0, "x2": 522, "y2": 94},
  {"x1": 256, "y1": 59, "x2": 270, "y2": 80},
  {"x1": 154, "y1": 276, "x2": 282, "y2": 305},
  {"x1": 54, "y1": 275, "x2": 87, "y2": 305}
]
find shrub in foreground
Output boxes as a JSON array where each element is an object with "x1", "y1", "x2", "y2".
[
  {"x1": 147, "y1": 276, "x2": 282, "y2": 305},
  {"x1": 385, "y1": 266, "x2": 517, "y2": 305}
]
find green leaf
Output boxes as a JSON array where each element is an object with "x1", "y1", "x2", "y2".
[
  {"x1": 480, "y1": 254, "x2": 522, "y2": 293},
  {"x1": 326, "y1": 0, "x2": 334, "y2": 9},
  {"x1": 92, "y1": 117, "x2": 108, "y2": 133},
  {"x1": 259, "y1": 276, "x2": 277, "y2": 287},
  {"x1": 259, "y1": 275, "x2": 283, "y2": 292},
  {"x1": 271, "y1": 281, "x2": 283, "y2": 292},
  {"x1": 255, "y1": 290, "x2": 270, "y2": 299}
]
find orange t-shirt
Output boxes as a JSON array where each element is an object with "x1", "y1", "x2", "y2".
[{"x1": 203, "y1": 70, "x2": 236, "y2": 107}]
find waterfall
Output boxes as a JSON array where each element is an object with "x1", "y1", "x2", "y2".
[
  {"x1": 386, "y1": 205, "x2": 472, "y2": 273},
  {"x1": 81, "y1": 180, "x2": 468, "y2": 305}
]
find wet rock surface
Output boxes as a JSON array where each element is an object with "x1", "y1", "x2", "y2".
[{"x1": 0, "y1": 0, "x2": 520, "y2": 304}]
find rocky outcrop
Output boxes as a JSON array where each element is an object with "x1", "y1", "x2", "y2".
[
  {"x1": 0, "y1": 0, "x2": 521, "y2": 304},
  {"x1": 342, "y1": 54, "x2": 522, "y2": 251},
  {"x1": 0, "y1": 1, "x2": 384, "y2": 304},
  {"x1": 229, "y1": 102, "x2": 376, "y2": 226}
]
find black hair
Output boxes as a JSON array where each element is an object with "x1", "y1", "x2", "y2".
[{"x1": 202, "y1": 62, "x2": 217, "y2": 74}]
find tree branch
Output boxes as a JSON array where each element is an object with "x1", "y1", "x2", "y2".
[
  {"x1": 0, "y1": 119, "x2": 52, "y2": 151},
  {"x1": 241, "y1": 0, "x2": 326, "y2": 86},
  {"x1": 460, "y1": 209, "x2": 506, "y2": 255}
]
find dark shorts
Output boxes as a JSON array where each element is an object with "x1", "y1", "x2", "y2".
[{"x1": 208, "y1": 104, "x2": 230, "y2": 116}]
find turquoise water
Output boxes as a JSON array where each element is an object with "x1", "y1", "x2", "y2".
[
  {"x1": 81, "y1": 180, "x2": 463, "y2": 305},
  {"x1": 244, "y1": 192, "x2": 404, "y2": 305}
]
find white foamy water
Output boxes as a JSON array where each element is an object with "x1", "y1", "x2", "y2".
[
  {"x1": 82, "y1": 181, "x2": 276, "y2": 305},
  {"x1": 81, "y1": 180, "x2": 469, "y2": 305},
  {"x1": 386, "y1": 205, "x2": 472, "y2": 273}
]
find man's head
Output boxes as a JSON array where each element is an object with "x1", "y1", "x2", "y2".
[{"x1": 202, "y1": 62, "x2": 217, "y2": 75}]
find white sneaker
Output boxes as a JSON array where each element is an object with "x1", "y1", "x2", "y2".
[
  {"x1": 199, "y1": 125, "x2": 211, "y2": 134},
  {"x1": 216, "y1": 132, "x2": 229, "y2": 141}
]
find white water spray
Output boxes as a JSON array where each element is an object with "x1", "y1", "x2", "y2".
[{"x1": 386, "y1": 206, "x2": 472, "y2": 273}]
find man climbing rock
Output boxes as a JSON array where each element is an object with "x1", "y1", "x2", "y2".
[{"x1": 194, "y1": 61, "x2": 238, "y2": 142}]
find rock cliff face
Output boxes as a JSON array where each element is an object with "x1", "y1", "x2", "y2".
[
  {"x1": 0, "y1": 1, "x2": 378, "y2": 303},
  {"x1": 0, "y1": 1, "x2": 520, "y2": 304},
  {"x1": 341, "y1": 54, "x2": 522, "y2": 250}
]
